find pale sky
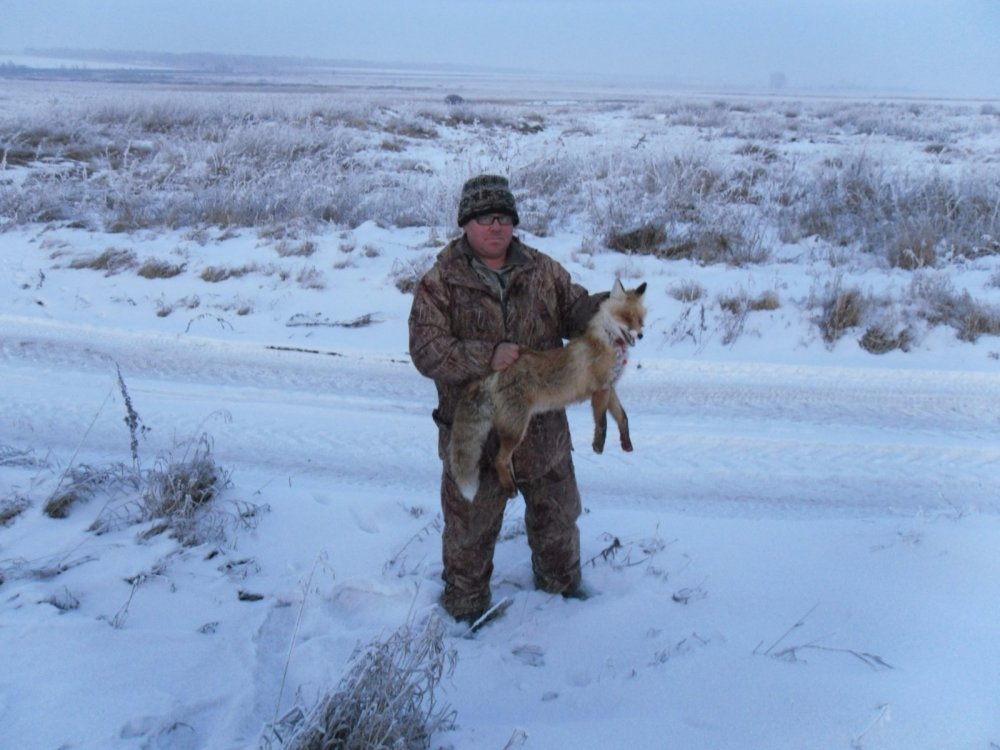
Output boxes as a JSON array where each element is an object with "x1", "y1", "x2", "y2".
[{"x1": 2, "y1": 0, "x2": 999, "y2": 96}]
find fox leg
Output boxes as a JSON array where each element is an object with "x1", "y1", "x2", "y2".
[
  {"x1": 591, "y1": 389, "x2": 611, "y2": 453},
  {"x1": 494, "y1": 442, "x2": 518, "y2": 498},
  {"x1": 607, "y1": 386, "x2": 633, "y2": 452},
  {"x1": 494, "y1": 414, "x2": 531, "y2": 499}
]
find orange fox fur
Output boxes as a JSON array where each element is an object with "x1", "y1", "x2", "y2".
[{"x1": 449, "y1": 279, "x2": 647, "y2": 501}]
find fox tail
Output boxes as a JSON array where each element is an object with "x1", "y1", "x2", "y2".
[{"x1": 448, "y1": 379, "x2": 496, "y2": 501}]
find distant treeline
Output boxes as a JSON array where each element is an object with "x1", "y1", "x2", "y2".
[
  {"x1": 0, "y1": 62, "x2": 186, "y2": 83},
  {"x1": 10, "y1": 48, "x2": 515, "y2": 76},
  {"x1": 22, "y1": 47, "x2": 321, "y2": 73}
]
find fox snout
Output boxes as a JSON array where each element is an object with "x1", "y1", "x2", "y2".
[{"x1": 620, "y1": 327, "x2": 643, "y2": 346}]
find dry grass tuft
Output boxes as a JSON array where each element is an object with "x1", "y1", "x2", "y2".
[
  {"x1": 719, "y1": 290, "x2": 780, "y2": 315},
  {"x1": 669, "y1": 280, "x2": 706, "y2": 303},
  {"x1": 953, "y1": 299, "x2": 1000, "y2": 342},
  {"x1": 0, "y1": 445, "x2": 44, "y2": 468},
  {"x1": 910, "y1": 273, "x2": 1000, "y2": 342},
  {"x1": 262, "y1": 616, "x2": 457, "y2": 750},
  {"x1": 88, "y1": 432, "x2": 242, "y2": 547},
  {"x1": 390, "y1": 256, "x2": 434, "y2": 294},
  {"x1": 0, "y1": 494, "x2": 32, "y2": 525},
  {"x1": 814, "y1": 280, "x2": 868, "y2": 347},
  {"x1": 69, "y1": 247, "x2": 138, "y2": 275},
  {"x1": 200, "y1": 264, "x2": 260, "y2": 283},
  {"x1": 888, "y1": 232, "x2": 937, "y2": 270},
  {"x1": 859, "y1": 323, "x2": 914, "y2": 354},
  {"x1": 607, "y1": 225, "x2": 666, "y2": 254},
  {"x1": 137, "y1": 258, "x2": 186, "y2": 279},
  {"x1": 275, "y1": 240, "x2": 318, "y2": 258},
  {"x1": 43, "y1": 463, "x2": 137, "y2": 518},
  {"x1": 142, "y1": 435, "x2": 226, "y2": 518}
]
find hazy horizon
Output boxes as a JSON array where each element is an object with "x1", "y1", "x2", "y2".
[{"x1": 2, "y1": 0, "x2": 999, "y2": 97}]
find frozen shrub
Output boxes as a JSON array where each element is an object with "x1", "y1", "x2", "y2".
[
  {"x1": 379, "y1": 137, "x2": 406, "y2": 152},
  {"x1": 887, "y1": 232, "x2": 937, "y2": 270},
  {"x1": 860, "y1": 322, "x2": 914, "y2": 354},
  {"x1": 390, "y1": 255, "x2": 434, "y2": 294},
  {"x1": 143, "y1": 435, "x2": 225, "y2": 517},
  {"x1": 950, "y1": 295, "x2": 1000, "y2": 342},
  {"x1": 607, "y1": 224, "x2": 666, "y2": 253},
  {"x1": 275, "y1": 240, "x2": 318, "y2": 258},
  {"x1": 87, "y1": 432, "x2": 244, "y2": 546},
  {"x1": 384, "y1": 115, "x2": 439, "y2": 140},
  {"x1": 606, "y1": 214, "x2": 768, "y2": 266},
  {"x1": 69, "y1": 247, "x2": 138, "y2": 275},
  {"x1": 909, "y1": 272, "x2": 1000, "y2": 342},
  {"x1": 718, "y1": 289, "x2": 780, "y2": 314},
  {"x1": 691, "y1": 214, "x2": 770, "y2": 265},
  {"x1": 812, "y1": 278, "x2": 868, "y2": 347},
  {"x1": 296, "y1": 266, "x2": 326, "y2": 290},
  {"x1": 669, "y1": 280, "x2": 705, "y2": 302},
  {"x1": 716, "y1": 288, "x2": 781, "y2": 345},
  {"x1": 735, "y1": 141, "x2": 780, "y2": 163},
  {"x1": 516, "y1": 151, "x2": 589, "y2": 234},
  {"x1": 200, "y1": 264, "x2": 260, "y2": 282},
  {"x1": 137, "y1": 258, "x2": 186, "y2": 279},
  {"x1": 43, "y1": 463, "x2": 137, "y2": 518},
  {"x1": 0, "y1": 444, "x2": 44, "y2": 468},
  {"x1": 0, "y1": 493, "x2": 31, "y2": 525},
  {"x1": 780, "y1": 154, "x2": 1000, "y2": 264},
  {"x1": 263, "y1": 616, "x2": 457, "y2": 750}
]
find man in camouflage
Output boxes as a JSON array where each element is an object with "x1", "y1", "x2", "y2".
[{"x1": 408, "y1": 174, "x2": 605, "y2": 623}]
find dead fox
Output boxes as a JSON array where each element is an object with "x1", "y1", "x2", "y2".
[{"x1": 449, "y1": 279, "x2": 647, "y2": 501}]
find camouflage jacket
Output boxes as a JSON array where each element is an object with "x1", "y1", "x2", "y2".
[{"x1": 408, "y1": 235, "x2": 602, "y2": 480}]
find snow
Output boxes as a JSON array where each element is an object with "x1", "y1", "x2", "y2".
[{"x1": 2, "y1": 78, "x2": 1000, "y2": 750}]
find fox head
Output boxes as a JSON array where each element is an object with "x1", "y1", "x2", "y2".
[{"x1": 599, "y1": 279, "x2": 647, "y2": 347}]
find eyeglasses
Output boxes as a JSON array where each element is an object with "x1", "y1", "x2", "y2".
[{"x1": 474, "y1": 213, "x2": 514, "y2": 226}]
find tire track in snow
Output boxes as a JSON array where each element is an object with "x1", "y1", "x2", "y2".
[{"x1": 2, "y1": 316, "x2": 998, "y2": 518}]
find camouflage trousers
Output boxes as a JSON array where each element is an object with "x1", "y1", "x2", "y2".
[{"x1": 439, "y1": 449, "x2": 582, "y2": 619}]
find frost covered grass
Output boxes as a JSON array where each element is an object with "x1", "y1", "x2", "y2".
[
  {"x1": 3, "y1": 85, "x2": 999, "y2": 264},
  {"x1": 4, "y1": 368, "x2": 250, "y2": 556},
  {"x1": 261, "y1": 616, "x2": 457, "y2": 750},
  {"x1": 3, "y1": 80, "x2": 999, "y2": 353}
]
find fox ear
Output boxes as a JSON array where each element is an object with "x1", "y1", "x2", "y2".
[
  {"x1": 611, "y1": 278, "x2": 626, "y2": 299},
  {"x1": 635, "y1": 282, "x2": 647, "y2": 296}
]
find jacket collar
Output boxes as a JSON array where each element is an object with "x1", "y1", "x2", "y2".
[
  {"x1": 439, "y1": 235, "x2": 535, "y2": 288},
  {"x1": 460, "y1": 234, "x2": 531, "y2": 269}
]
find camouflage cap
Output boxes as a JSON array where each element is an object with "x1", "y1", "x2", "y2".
[{"x1": 457, "y1": 174, "x2": 520, "y2": 227}]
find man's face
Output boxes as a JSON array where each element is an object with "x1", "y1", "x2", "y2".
[{"x1": 464, "y1": 213, "x2": 514, "y2": 269}]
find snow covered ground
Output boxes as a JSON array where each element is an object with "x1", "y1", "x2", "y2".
[{"x1": 1, "y1": 76, "x2": 999, "y2": 749}]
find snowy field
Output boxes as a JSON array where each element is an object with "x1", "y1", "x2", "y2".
[{"x1": 1, "y1": 72, "x2": 999, "y2": 749}]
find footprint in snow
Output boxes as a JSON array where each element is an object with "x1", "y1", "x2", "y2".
[{"x1": 511, "y1": 643, "x2": 545, "y2": 667}]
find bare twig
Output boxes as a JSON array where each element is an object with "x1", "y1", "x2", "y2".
[
  {"x1": 116, "y1": 363, "x2": 147, "y2": 469},
  {"x1": 851, "y1": 704, "x2": 891, "y2": 748},
  {"x1": 756, "y1": 604, "x2": 893, "y2": 672},
  {"x1": 271, "y1": 553, "x2": 327, "y2": 731},
  {"x1": 756, "y1": 602, "x2": 820, "y2": 656},
  {"x1": 792, "y1": 644, "x2": 894, "y2": 672},
  {"x1": 585, "y1": 534, "x2": 622, "y2": 567}
]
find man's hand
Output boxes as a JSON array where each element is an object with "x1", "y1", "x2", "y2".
[{"x1": 491, "y1": 342, "x2": 521, "y2": 371}]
